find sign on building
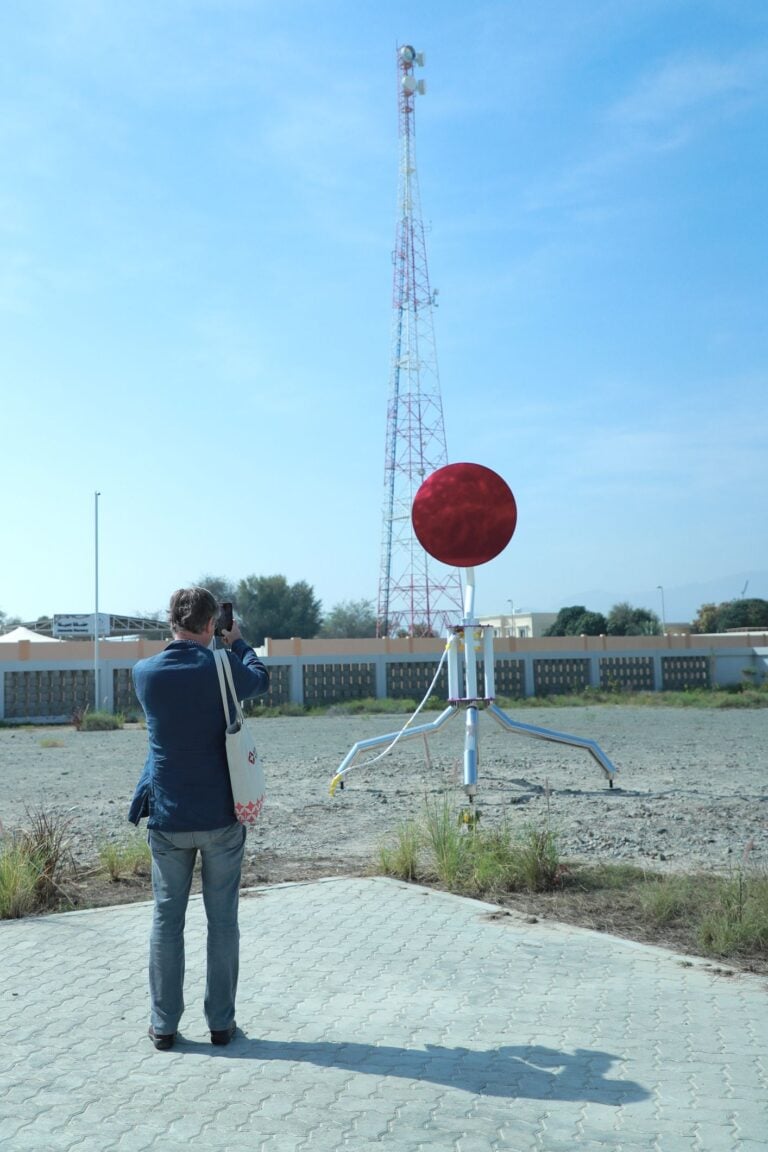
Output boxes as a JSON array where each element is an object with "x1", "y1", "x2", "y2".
[{"x1": 52, "y1": 613, "x2": 112, "y2": 638}]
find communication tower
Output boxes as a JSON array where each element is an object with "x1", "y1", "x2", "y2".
[{"x1": 377, "y1": 45, "x2": 464, "y2": 637}]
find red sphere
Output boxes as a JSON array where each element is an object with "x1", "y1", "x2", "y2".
[{"x1": 411, "y1": 462, "x2": 517, "y2": 567}]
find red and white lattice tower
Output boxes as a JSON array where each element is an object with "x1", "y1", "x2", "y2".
[{"x1": 377, "y1": 45, "x2": 464, "y2": 638}]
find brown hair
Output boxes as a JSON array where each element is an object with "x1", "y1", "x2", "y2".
[{"x1": 169, "y1": 587, "x2": 218, "y2": 635}]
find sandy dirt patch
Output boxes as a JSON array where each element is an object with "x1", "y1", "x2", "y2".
[{"x1": 2, "y1": 706, "x2": 766, "y2": 879}]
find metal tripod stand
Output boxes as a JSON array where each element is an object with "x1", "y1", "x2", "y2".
[{"x1": 330, "y1": 569, "x2": 617, "y2": 810}]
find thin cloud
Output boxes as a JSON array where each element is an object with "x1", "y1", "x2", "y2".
[
  {"x1": 518, "y1": 45, "x2": 768, "y2": 222},
  {"x1": 553, "y1": 412, "x2": 763, "y2": 496},
  {"x1": 608, "y1": 49, "x2": 764, "y2": 129}
]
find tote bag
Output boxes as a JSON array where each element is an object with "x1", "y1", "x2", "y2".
[{"x1": 213, "y1": 648, "x2": 266, "y2": 825}]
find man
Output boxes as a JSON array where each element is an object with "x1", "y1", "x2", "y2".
[{"x1": 129, "y1": 587, "x2": 269, "y2": 1051}]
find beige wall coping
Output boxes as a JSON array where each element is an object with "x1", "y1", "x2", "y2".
[
  {"x1": 1, "y1": 632, "x2": 765, "y2": 664},
  {"x1": 262, "y1": 633, "x2": 768, "y2": 657}
]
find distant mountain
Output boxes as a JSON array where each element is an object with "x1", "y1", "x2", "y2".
[{"x1": 554, "y1": 571, "x2": 768, "y2": 624}]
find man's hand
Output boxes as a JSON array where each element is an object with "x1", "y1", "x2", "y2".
[{"x1": 221, "y1": 621, "x2": 243, "y2": 646}]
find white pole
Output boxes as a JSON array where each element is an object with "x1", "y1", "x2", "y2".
[
  {"x1": 483, "y1": 626, "x2": 495, "y2": 699},
  {"x1": 462, "y1": 566, "x2": 476, "y2": 625},
  {"x1": 657, "y1": 584, "x2": 666, "y2": 635},
  {"x1": 94, "y1": 491, "x2": 100, "y2": 709}
]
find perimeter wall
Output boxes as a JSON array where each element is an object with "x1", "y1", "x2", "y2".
[{"x1": 1, "y1": 633, "x2": 766, "y2": 722}]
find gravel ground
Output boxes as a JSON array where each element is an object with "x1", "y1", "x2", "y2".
[{"x1": 1, "y1": 707, "x2": 767, "y2": 878}]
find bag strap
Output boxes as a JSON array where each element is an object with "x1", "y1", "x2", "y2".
[
  {"x1": 213, "y1": 649, "x2": 244, "y2": 729},
  {"x1": 213, "y1": 649, "x2": 230, "y2": 723}
]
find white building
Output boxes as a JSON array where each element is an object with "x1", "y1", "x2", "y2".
[{"x1": 477, "y1": 611, "x2": 558, "y2": 639}]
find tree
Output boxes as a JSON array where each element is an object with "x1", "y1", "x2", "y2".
[
  {"x1": 0, "y1": 609, "x2": 21, "y2": 633},
  {"x1": 195, "y1": 574, "x2": 238, "y2": 604},
  {"x1": 543, "y1": 606, "x2": 607, "y2": 637},
  {"x1": 691, "y1": 598, "x2": 768, "y2": 633},
  {"x1": 544, "y1": 606, "x2": 586, "y2": 636},
  {"x1": 717, "y1": 597, "x2": 768, "y2": 631},
  {"x1": 691, "y1": 603, "x2": 719, "y2": 634},
  {"x1": 606, "y1": 601, "x2": 661, "y2": 636},
  {"x1": 578, "y1": 611, "x2": 610, "y2": 636},
  {"x1": 236, "y1": 574, "x2": 322, "y2": 646},
  {"x1": 319, "y1": 598, "x2": 377, "y2": 638}
]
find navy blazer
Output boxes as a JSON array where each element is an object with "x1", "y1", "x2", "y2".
[{"x1": 128, "y1": 639, "x2": 269, "y2": 831}]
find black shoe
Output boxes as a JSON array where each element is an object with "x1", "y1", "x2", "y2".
[
  {"x1": 211, "y1": 1022, "x2": 236, "y2": 1046},
  {"x1": 148, "y1": 1025, "x2": 176, "y2": 1051}
]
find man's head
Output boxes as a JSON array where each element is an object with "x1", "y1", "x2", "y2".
[{"x1": 169, "y1": 587, "x2": 218, "y2": 637}]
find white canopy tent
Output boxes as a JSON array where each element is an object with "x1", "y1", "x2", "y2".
[{"x1": 0, "y1": 626, "x2": 61, "y2": 643}]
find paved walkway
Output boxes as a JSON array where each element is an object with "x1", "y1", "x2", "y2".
[{"x1": 1, "y1": 877, "x2": 766, "y2": 1151}]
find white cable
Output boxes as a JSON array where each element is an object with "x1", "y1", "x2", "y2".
[{"x1": 338, "y1": 633, "x2": 456, "y2": 777}]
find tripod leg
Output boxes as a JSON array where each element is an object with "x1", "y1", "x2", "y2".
[
  {"x1": 330, "y1": 706, "x2": 459, "y2": 794},
  {"x1": 485, "y1": 702, "x2": 617, "y2": 785}
]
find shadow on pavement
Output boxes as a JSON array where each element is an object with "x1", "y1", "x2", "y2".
[{"x1": 177, "y1": 1036, "x2": 649, "y2": 1103}]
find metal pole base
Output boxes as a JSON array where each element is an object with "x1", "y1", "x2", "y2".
[{"x1": 330, "y1": 698, "x2": 617, "y2": 795}]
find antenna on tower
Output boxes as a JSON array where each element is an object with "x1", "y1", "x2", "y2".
[{"x1": 376, "y1": 44, "x2": 464, "y2": 638}]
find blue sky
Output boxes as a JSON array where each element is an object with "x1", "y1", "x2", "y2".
[{"x1": 2, "y1": 0, "x2": 766, "y2": 628}]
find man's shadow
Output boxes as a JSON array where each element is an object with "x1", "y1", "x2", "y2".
[{"x1": 181, "y1": 1037, "x2": 649, "y2": 1104}]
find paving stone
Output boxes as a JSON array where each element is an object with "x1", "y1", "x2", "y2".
[{"x1": 1, "y1": 877, "x2": 766, "y2": 1152}]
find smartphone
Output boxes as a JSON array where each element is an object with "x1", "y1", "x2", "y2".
[{"x1": 216, "y1": 602, "x2": 234, "y2": 634}]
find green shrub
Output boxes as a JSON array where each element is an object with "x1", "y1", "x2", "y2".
[
  {"x1": 98, "y1": 838, "x2": 151, "y2": 881},
  {"x1": 0, "y1": 841, "x2": 39, "y2": 918},
  {"x1": 246, "y1": 697, "x2": 450, "y2": 718},
  {"x1": 79, "y1": 711, "x2": 124, "y2": 731},
  {"x1": 699, "y1": 870, "x2": 768, "y2": 956},
  {"x1": 244, "y1": 701, "x2": 307, "y2": 717},
  {"x1": 496, "y1": 687, "x2": 768, "y2": 709},
  {"x1": 18, "y1": 808, "x2": 73, "y2": 904},
  {"x1": 377, "y1": 819, "x2": 422, "y2": 881},
  {"x1": 121, "y1": 709, "x2": 145, "y2": 724},
  {"x1": 0, "y1": 808, "x2": 74, "y2": 917},
  {"x1": 237, "y1": 686, "x2": 768, "y2": 716},
  {"x1": 513, "y1": 822, "x2": 561, "y2": 892},
  {"x1": 639, "y1": 874, "x2": 701, "y2": 925},
  {"x1": 465, "y1": 823, "x2": 520, "y2": 896},
  {"x1": 378, "y1": 794, "x2": 565, "y2": 897},
  {"x1": 328, "y1": 697, "x2": 421, "y2": 716},
  {"x1": 423, "y1": 793, "x2": 469, "y2": 889},
  {"x1": 573, "y1": 862, "x2": 650, "y2": 890}
]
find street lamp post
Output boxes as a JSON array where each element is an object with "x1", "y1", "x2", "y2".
[
  {"x1": 94, "y1": 491, "x2": 101, "y2": 709},
  {"x1": 657, "y1": 584, "x2": 666, "y2": 635}
]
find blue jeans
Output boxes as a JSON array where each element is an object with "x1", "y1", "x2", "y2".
[{"x1": 148, "y1": 821, "x2": 246, "y2": 1035}]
